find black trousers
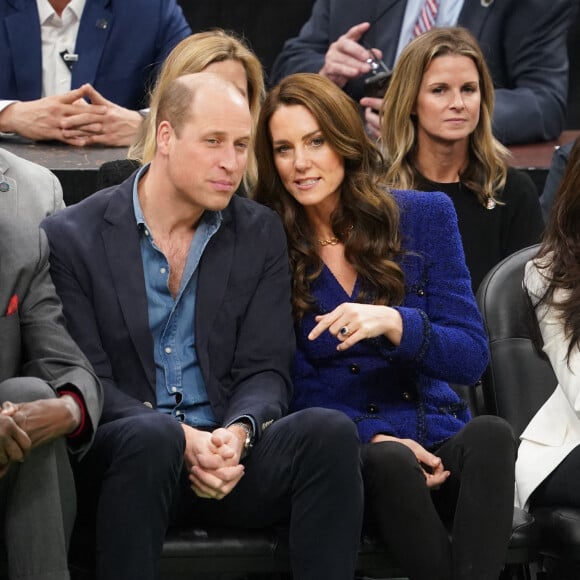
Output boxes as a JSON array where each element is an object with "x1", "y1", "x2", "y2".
[
  {"x1": 72, "y1": 407, "x2": 363, "y2": 580},
  {"x1": 529, "y1": 444, "x2": 580, "y2": 580},
  {"x1": 530, "y1": 443, "x2": 580, "y2": 508},
  {"x1": 361, "y1": 415, "x2": 516, "y2": 580}
]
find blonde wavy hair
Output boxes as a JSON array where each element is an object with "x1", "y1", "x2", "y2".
[
  {"x1": 381, "y1": 27, "x2": 509, "y2": 206},
  {"x1": 128, "y1": 29, "x2": 265, "y2": 189}
]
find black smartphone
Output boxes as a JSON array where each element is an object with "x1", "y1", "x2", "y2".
[{"x1": 363, "y1": 70, "x2": 392, "y2": 99}]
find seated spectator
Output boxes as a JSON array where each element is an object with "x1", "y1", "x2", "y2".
[
  {"x1": 271, "y1": 0, "x2": 575, "y2": 144},
  {"x1": 520, "y1": 138, "x2": 580, "y2": 580},
  {"x1": 0, "y1": 215, "x2": 101, "y2": 579},
  {"x1": 381, "y1": 27, "x2": 544, "y2": 292},
  {"x1": 540, "y1": 138, "x2": 577, "y2": 222},
  {"x1": 0, "y1": 147, "x2": 64, "y2": 224},
  {"x1": 0, "y1": 0, "x2": 190, "y2": 146},
  {"x1": 42, "y1": 73, "x2": 363, "y2": 580},
  {"x1": 254, "y1": 72, "x2": 516, "y2": 580}
]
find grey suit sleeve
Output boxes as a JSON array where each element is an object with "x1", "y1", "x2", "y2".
[
  {"x1": 20, "y1": 228, "x2": 102, "y2": 454},
  {"x1": 50, "y1": 171, "x2": 65, "y2": 212},
  {"x1": 492, "y1": 0, "x2": 575, "y2": 144}
]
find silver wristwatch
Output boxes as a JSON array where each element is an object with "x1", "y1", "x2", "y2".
[{"x1": 231, "y1": 421, "x2": 254, "y2": 458}]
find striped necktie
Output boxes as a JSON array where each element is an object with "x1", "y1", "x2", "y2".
[{"x1": 413, "y1": 0, "x2": 440, "y2": 37}]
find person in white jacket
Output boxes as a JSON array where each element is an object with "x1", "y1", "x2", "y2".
[{"x1": 519, "y1": 138, "x2": 580, "y2": 578}]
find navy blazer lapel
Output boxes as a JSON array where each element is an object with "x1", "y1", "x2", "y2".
[
  {"x1": 102, "y1": 183, "x2": 155, "y2": 393},
  {"x1": 5, "y1": 0, "x2": 42, "y2": 99},
  {"x1": 459, "y1": 0, "x2": 494, "y2": 40},
  {"x1": 72, "y1": 0, "x2": 112, "y2": 88},
  {"x1": 195, "y1": 207, "x2": 235, "y2": 373}
]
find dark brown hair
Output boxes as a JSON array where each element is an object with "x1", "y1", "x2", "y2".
[
  {"x1": 535, "y1": 138, "x2": 580, "y2": 360},
  {"x1": 253, "y1": 73, "x2": 405, "y2": 319}
]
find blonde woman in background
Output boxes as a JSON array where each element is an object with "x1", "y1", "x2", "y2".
[
  {"x1": 380, "y1": 27, "x2": 543, "y2": 292},
  {"x1": 98, "y1": 30, "x2": 265, "y2": 191}
]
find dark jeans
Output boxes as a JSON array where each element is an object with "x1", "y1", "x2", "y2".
[
  {"x1": 72, "y1": 407, "x2": 363, "y2": 580},
  {"x1": 362, "y1": 415, "x2": 516, "y2": 580}
]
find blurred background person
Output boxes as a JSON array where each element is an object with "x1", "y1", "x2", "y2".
[
  {"x1": 0, "y1": 0, "x2": 190, "y2": 146},
  {"x1": 271, "y1": 0, "x2": 576, "y2": 144},
  {"x1": 539, "y1": 138, "x2": 577, "y2": 223},
  {"x1": 381, "y1": 27, "x2": 543, "y2": 292}
]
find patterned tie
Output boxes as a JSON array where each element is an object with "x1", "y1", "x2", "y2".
[{"x1": 413, "y1": 0, "x2": 440, "y2": 37}]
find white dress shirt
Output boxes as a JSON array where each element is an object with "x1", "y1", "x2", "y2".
[{"x1": 0, "y1": 0, "x2": 85, "y2": 114}]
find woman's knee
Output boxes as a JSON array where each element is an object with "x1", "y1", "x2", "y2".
[
  {"x1": 0, "y1": 377, "x2": 55, "y2": 403},
  {"x1": 463, "y1": 415, "x2": 516, "y2": 454}
]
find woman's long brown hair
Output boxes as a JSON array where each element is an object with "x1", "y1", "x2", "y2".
[
  {"x1": 253, "y1": 73, "x2": 405, "y2": 320},
  {"x1": 535, "y1": 138, "x2": 580, "y2": 361}
]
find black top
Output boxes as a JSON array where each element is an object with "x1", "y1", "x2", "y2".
[{"x1": 417, "y1": 167, "x2": 544, "y2": 292}]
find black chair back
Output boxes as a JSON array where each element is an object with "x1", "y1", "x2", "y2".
[{"x1": 476, "y1": 245, "x2": 557, "y2": 439}]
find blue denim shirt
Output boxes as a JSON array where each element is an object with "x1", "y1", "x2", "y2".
[{"x1": 132, "y1": 165, "x2": 221, "y2": 428}]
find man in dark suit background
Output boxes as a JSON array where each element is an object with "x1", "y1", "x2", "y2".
[
  {"x1": 0, "y1": 216, "x2": 101, "y2": 579},
  {"x1": 271, "y1": 0, "x2": 576, "y2": 144},
  {"x1": 0, "y1": 0, "x2": 190, "y2": 146},
  {"x1": 42, "y1": 73, "x2": 363, "y2": 580}
]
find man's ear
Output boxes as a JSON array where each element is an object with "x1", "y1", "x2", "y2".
[{"x1": 156, "y1": 120, "x2": 173, "y2": 155}]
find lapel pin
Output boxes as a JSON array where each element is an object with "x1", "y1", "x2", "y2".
[
  {"x1": 481, "y1": 0, "x2": 494, "y2": 6},
  {"x1": 95, "y1": 18, "x2": 109, "y2": 29},
  {"x1": 0, "y1": 181, "x2": 10, "y2": 192}
]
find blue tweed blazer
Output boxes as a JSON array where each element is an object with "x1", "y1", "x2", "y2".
[{"x1": 291, "y1": 190, "x2": 489, "y2": 448}]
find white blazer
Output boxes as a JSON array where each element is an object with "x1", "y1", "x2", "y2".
[
  {"x1": 0, "y1": 147, "x2": 64, "y2": 225},
  {"x1": 516, "y1": 258, "x2": 580, "y2": 509}
]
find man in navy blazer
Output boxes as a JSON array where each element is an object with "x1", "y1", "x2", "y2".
[
  {"x1": 271, "y1": 0, "x2": 576, "y2": 144},
  {"x1": 42, "y1": 73, "x2": 363, "y2": 580},
  {"x1": 0, "y1": 0, "x2": 190, "y2": 146}
]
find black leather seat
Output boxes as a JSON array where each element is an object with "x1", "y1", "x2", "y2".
[
  {"x1": 477, "y1": 244, "x2": 580, "y2": 575},
  {"x1": 160, "y1": 526, "x2": 403, "y2": 578}
]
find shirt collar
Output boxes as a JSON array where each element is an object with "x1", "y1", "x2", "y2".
[{"x1": 36, "y1": 0, "x2": 87, "y2": 25}]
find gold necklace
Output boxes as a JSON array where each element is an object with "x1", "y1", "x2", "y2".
[
  {"x1": 317, "y1": 225, "x2": 354, "y2": 246},
  {"x1": 317, "y1": 236, "x2": 340, "y2": 246}
]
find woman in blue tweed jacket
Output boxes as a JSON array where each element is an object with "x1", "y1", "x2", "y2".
[{"x1": 254, "y1": 73, "x2": 515, "y2": 580}]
